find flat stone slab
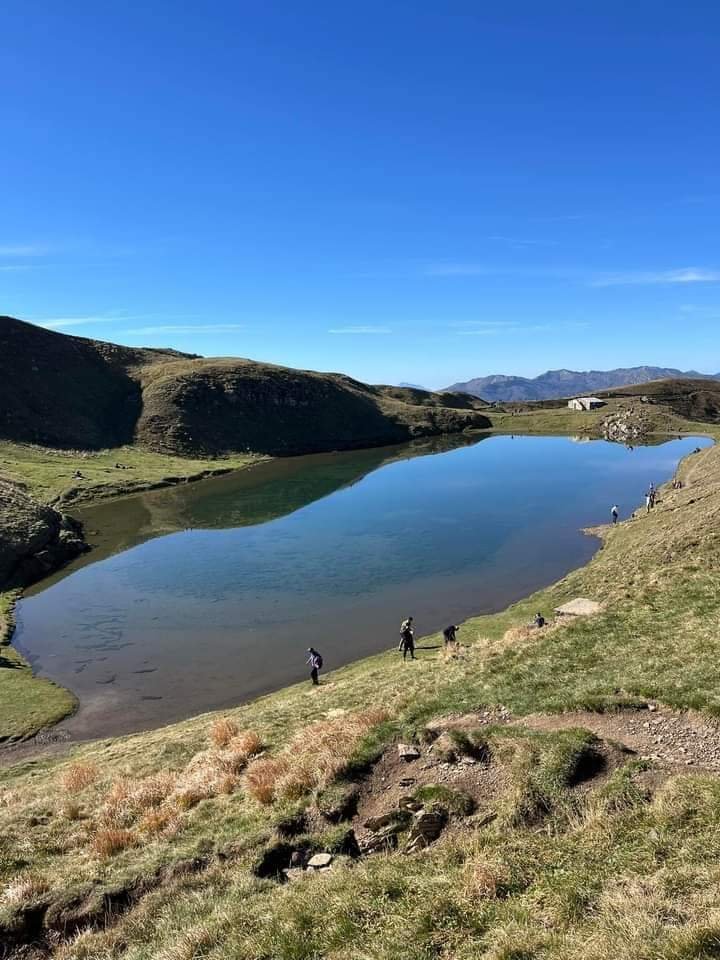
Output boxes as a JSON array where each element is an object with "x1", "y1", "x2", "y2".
[
  {"x1": 398, "y1": 743, "x2": 421, "y2": 761},
  {"x1": 307, "y1": 853, "x2": 333, "y2": 869},
  {"x1": 555, "y1": 598, "x2": 602, "y2": 617}
]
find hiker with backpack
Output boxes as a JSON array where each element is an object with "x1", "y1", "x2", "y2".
[
  {"x1": 443, "y1": 624, "x2": 459, "y2": 646},
  {"x1": 399, "y1": 616, "x2": 415, "y2": 661},
  {"x1": 307, "y1": 647, "x2": 323, "y2": 685}
]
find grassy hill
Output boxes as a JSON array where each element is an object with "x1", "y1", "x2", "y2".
[
  {"x1": 601, "y1": 377, "x2": 720, "y2": 423},
  {"x1": 0, "y1": 317, "x2": 491, "y2": 456},
  {"x1": 2, "y1": 436, "x2": 720, "y2": 958}
]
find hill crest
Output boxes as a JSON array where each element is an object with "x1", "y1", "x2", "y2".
[{"x1": 0, "y1": 316, "x2": 490, "y2": 456}]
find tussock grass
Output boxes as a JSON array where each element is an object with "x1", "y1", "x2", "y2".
[
  {"x1": 90, "y1": 827, "x2": 138, "y2": 858},
  {"x1": 1, "y1": 873, "x2": 50, "y2": 906},
  {"x1": 59, "y1": 760, "x2": 99, "y2": 793},
  {"x1": 245, "y1": 708, "x2": 389, "y2": 805},
  {"x1": 208, "y1": 717, "x2": 239, "y2": 748}
]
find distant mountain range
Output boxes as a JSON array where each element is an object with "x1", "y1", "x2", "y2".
[
  {"x1": 398, "y1": 381, "x2": 428, "y2": 391},
  {"x1": 444, "y1": 367, "x2": 720, "y2": 403}
]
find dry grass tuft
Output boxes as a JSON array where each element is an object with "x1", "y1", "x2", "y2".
[
  {"x1": 244, "y1": 707, "x2": 389, "y2": 805},
  {"x1": 1, "y1": 873, "x2": 51, "y2": 906},
  {"x1": 219, "y1": 774, "x2": 238, "y2": 795},
  {"x1": 59, "y1": 761, "x2": 99, "y2": 793},
  {"x1": 231, "y1": 729, "x2": 263, "y2": 758},
  {"x1": 101, "y1": 772, "x2": 178, "y2": 826},
  {"x1": 156, "y1": 923, "x2": 223, "y2": 960},
  {"x1": 462, "y1": 858, "x2": 510, "y2": 902},
  {"x1": 244, "y1": 757, "x2": 290, "y2": 805},
  {"x1": 138, "y1": 807, "x2": 182, "y2": 838},
  {"x1": 209, "y1": 716, "x2": 239, "y2": 748},
  {"x1": 90, "y1": 827, "x2": 137, "y2": 858},
  {"x1": 60, "y1": 799, "x2": 83, "y2": 821}
]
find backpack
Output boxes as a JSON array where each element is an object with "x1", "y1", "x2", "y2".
[{"x1": 313, "y1": 653, "x2": 323, "y2": 670}]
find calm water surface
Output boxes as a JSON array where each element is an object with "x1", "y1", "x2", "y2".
[{"x1": 14, "y1": 434, "x2": 709, "y2": 738}]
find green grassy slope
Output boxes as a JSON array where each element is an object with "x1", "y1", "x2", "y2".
[{"x1": 2, "y1": 438, "x2": 720, "y2": 958}]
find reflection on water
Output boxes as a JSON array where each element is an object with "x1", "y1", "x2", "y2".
[{"x1": 14, "y1": 434, "x2": 709, "y2": 739}]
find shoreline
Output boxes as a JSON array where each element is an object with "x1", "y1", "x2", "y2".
[{"x1": 1, "y1": 428, "x2": 710, "y2": 753}]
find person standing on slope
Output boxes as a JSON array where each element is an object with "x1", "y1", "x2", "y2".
[
  {"x1": 307, "y1": 647, "x2": 323, "y2": 686},
  {"x1": 611, "y1": 504, "x2": 619, "y2": 524},
  {"x1": 443, "y1": 624, "x2": 460, "y2": 646},
  {"x1": 399, "y1": 616, "x2": 415, "y2": 661}
]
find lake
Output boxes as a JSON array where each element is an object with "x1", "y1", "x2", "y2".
[{"x1": 14, "y1": 434, "x2": 709, "y2": 739}]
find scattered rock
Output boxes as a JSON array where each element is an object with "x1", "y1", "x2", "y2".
[
  {"x1": 364, "y1": 810, "x2": 411, "y2": 832},
  {"x1": 398, "y1": 744, "x2": 421, "y2": 762},
  {"x1": 406, "y1": 808, "x2": 447, "y2": 852},
  {"x1": 307, "y1": 853, "x2": 333, "y2": 869},
  {"x1": 359, "y1": 825, "x2": 402, "y2": 854}
]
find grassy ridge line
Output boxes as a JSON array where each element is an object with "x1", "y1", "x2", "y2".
[{"x1": 1, "y1": 440, "x2": 720, "y2": 956}]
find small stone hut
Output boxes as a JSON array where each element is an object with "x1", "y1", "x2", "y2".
[{"x1": 567, "y1": 397, "x2": 606, "y2": 412}]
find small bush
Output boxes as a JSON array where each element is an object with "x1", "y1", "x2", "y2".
[
  {"x1": 209, "y1": 717, "x2": 239, "y2": 748},
  {"x1": 59, "y1": 761, "x2": 98, "y2": 793},
  {"x1": 90, "y1": 827, "x2": 137, "y2": 858}
]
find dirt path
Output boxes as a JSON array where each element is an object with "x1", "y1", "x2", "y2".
[{"x1": 521, "y1": 705, "x2": 720, "y2": 773}]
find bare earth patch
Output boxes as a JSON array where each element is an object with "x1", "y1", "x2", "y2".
[{"x1": 521, "y1": 703, "x2": 720, "y2": 773}]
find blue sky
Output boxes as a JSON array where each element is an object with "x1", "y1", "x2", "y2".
[{"x1": 2, "y1": 1, "x2": 719, "y2": 388}]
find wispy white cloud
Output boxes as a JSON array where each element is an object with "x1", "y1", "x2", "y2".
[
  {"x1": 591, "y1": 267, "x2": 720, "y2": 287},
  {"x1": 426, "y1": 263, "x2": 496, "y2": 277},
  {"x1": 455, "y1": 323, "x2": 552, "y2": 336},
  {"x1": 122, "y1": 323, "x2": 244, "y2": 335},
  {"x1": 36, "y1": 317, "x2": 118, "y2": 329},
  {"x1": 328, "y1": 326, "x2": 392, "y2": 334},
  {"x1": 451, "y1": 319, "x2": 588, "y2": 336},
  {"x1": 0, "y1": 243, "x2": 50, "y2": 257},
  {"x1": 486, "y1": 235, "x2": 559, "y2": 248},
  {"x1": 450, "y1": 320, "x2": 524, "y2": 329}
]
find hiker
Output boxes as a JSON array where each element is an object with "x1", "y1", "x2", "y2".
[
  {"x1": 307, "y1": 647, "x2": 323, "y2": 686},
  {"x1": 611, "y1": 504, "x2": 619, "y2": 524},
  {"x1": 533, "y1": 612, "x2": 545, "y2": 629},
  {"x1": 443, "y1": 624, "x2": 459, "y2": 646},
  {"x1": 645, "y1": 492, "x2": 652, "y2": 513},
  {"x1": 399, "y1": 616, "x2": 415, "y2": 660}
]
